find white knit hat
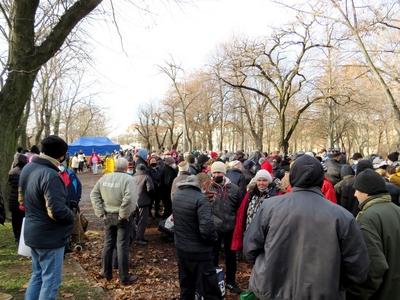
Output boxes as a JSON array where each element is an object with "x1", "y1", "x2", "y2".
[
  {"x1": 228, "y1": 160, "x2": 242, "y2": 170},
  {"x1": 254, "y1": 169, "x2": 272, "y2": 183},
  {"x1": 211, "y1": 161, "x2": 227, "y2": 174}
]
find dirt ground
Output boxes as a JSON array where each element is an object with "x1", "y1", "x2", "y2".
[{"x1": 74, "y1": 172, "x2": 252, "y2": 300}]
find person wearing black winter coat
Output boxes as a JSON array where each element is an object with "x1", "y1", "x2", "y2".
[
  {"x1": 226, "y1": 162, "x2": 246, "y2": 198},
  {"x1": 204, "y1": 161, "x2": 242, "y2": 294},
  {"x1": 339, "y1": 160, "x2": 374, "y2": 216},
  {"x1": 244, "y1": 155, "x2": 369, "y2": 300},
  {"x1": 325, "y1": 152, "x2": 342, "y2": 185},
  {"x1": 8, "y1": 154, "x2": 28, "y2": 242},
  {"x1": 149, "y1": 157, "x2": 162, "y2": 217},
  {"x1": 159, "y1": 157, "x2": 177, "y2": 218},
  {"x1": 173, "y1": 176, "x2": 218, "y2": 299}
]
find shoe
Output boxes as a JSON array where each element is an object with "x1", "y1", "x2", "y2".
[
  {"x1": 135, "y1": 239, "x2": 148, "y2": 245},
  {"x1": 121, "y1": 275, "x2": 138, "y2": 286},
  {"x1": 101, "y1": 274, "x2": 112, "y2": 281},
  {"x1": 226, "y1": 283, "x2": 242, "y2": 294}
]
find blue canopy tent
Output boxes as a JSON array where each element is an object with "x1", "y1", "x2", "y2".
[{"x1": 68, "y1": 136, "x2": 120, "y2": 156}]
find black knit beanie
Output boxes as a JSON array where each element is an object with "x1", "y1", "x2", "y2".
[
  {"x1": 353, "y1": 169, "x2": 387, "y2": 195},
  {"x1": 356, "y1": 159, "x2": 373, "y2": 175},
  {"x1": 388, "y1": 151, "x2": 399, "y2": 162},
  {"x1": 197, "y1": 154, "x2": 209, "y2": 166},
  {"x1": 40, "y1": 135, "x2": 68, "y2": 159}
]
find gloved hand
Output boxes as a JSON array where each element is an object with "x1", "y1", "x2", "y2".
[
  {"x1": 118, "y1": 216, "x2": 128, "y2": 225},
  {"x1": 70, "y1": 200, "x2": 78, "y2": 209}
]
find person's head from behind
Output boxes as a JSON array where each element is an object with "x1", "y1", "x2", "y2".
[
  {"x1": 351, "y1": 152, "x2": 363, "y2": 163},
  {"x1": 331, "y1": 150, "x2": 342, "y2": 161},
  {"x1": 16, "y1": 154, "x2": 28, "y2": 169},
  {"x1": 40, "y1": 135, "x2": 68, "y2": 162},
  {"x1": 114, "y1": 158, "x2": 129, "y2": 173},
  {"x1": 30, "y1": 145, "x2": 40, "y2": 155},
  {"x1": 289, "y1": 155, "x2": 324, "y2": 189},
  {"x1": 353, "y1": 169, "x2": 387, "y2": 203}
]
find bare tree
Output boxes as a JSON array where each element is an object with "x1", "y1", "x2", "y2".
[
  {"x1": 135, "y1": 104, "x2": 153, "y2": 151},
  {"x1": 219, "y1": 21, "x2": 329, "y2": 153},
  {"x1": 0, "y1": 0, "x2": 103, "y2": 207},
  {"x1": 159, "y1": 61, "x2": 199, "y2": 151}
]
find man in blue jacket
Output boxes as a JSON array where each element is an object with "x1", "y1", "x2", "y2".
[{"x1": 20, "y1": 135, "x2": 74, "y2": 300}]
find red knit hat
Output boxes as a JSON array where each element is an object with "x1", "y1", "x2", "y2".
[
  {"x1": 210, "y1": 151, "x2": 218, "y2": 159},
  {"x1": 261, "y1": 160, "x2": 273, "y2": 174}
]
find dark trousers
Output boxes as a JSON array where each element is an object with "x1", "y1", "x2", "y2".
[
  {"x1": 177, "y1": 250, "x2": 214, "y2": 300},
  {"x1": 11, "y1": 209, "x2": 24, "y2": 242},
  {"x1": 162, "y1": 197, "x2": 172, "y2": 218},
  {"x1": 213, "y1": 231, "x2": 236, "y2": 284},
  {"x1": 102, "y1": 215, "x2": 130, "y2": 281},
  {"x1": 135, "y1": 206, "x2": 149, "y2": 241},
  {"x1": 153, "y1": 194, "x2": 161, "y2": 217}
]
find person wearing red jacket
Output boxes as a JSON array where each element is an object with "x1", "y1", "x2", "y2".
[
  {"x1": 285, "y1": 177, "x2": 337, "y2": 204},
  {"x1": 231, "y1": 170, "x2": 278, "y2": 251}
]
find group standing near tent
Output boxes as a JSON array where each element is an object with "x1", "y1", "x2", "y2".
[{"x1": 5, "y1": 134, "x2": 400, "y2": 300}]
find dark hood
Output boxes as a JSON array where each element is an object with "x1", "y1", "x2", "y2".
[
  {"x1": 356, "y1": 159, "x2": 373, "y2": 175},
  {"x1": 290, "y1": 155, "x2": 324, "y2": 188},
  {"x1": 340, "y1": 164, "x2": 354, "y2": 177}
]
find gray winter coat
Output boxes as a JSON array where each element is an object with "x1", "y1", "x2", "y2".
[
  {"x1": 132, "y1": 169, "x2": 154, "y2": 207},
  {"x1": 244, "y1": 155, "x2": 369, "y2": 300}
]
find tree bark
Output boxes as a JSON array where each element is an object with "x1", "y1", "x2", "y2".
[{"x1": 17, "y1": 100, "x2": 32, "y2": 149}]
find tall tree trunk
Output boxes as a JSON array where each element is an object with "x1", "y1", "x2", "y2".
[
  {"x1": 240, "y1": 109, "x2": 244, "y2": 150},
  {"x1": 0, "y1": 71, "x2": 38, "y2": 214},
  {"x1": 278, "y1": 114, "x2": 286, "y2": 154},
  {"x1": 53, "y1": 108, "x2": 61, "y2": 136},
  {"x1": 17, "y1": 100, "x2": 32, "y2": 149},
  {"x1": 208, "y1": 129, "x2": 213, "y2": 150},
  {"x1": 0, "y1": 0, "x2": 104, "y2": 211}
]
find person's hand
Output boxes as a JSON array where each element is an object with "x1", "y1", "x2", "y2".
[{"x1": 19, "y1": 204, "x2": 25, "y2": 211}]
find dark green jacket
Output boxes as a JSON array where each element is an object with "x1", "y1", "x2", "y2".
[{"x1": 348, "y1": 194, "x2": 400, "y2": 300}]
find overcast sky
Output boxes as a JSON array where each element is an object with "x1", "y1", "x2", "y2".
[{"x1": 84, "y1": 0, "x2": 293, "y2": 136}]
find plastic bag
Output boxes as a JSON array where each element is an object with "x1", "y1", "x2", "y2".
[
  {"x1": 201, "y1": 267, "x2": 225, "y2": 299},
  {"x1": 18, "y1": 218, "x2": 31, "y2": 257},
  {"x1": 164, "y1": 214, "x2": 174, "y2": 230}
]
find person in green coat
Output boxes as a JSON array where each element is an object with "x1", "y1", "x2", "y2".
[{"x1": 348, "y1": 169, "x2": 400, "y2": 300}]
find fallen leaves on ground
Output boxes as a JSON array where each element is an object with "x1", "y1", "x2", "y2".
[{"x1": 73, "y1": 226, "x2": 252, "y2": 300}]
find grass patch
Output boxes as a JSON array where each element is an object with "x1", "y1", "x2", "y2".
[
  {"x1": 0, "y1": 223, "x2": 30, "y2": 299},
  {"x1": 0, "y1": 223, "x2": 106, "y2": 300}
]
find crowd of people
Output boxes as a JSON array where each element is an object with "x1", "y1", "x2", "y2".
[{"x1": 6, "y1": 135, "x2": 400, "y2": 300}]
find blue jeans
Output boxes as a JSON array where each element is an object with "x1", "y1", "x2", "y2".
[{"x1": 25, "y1": 246, "x2": 65, "y2": 300}]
